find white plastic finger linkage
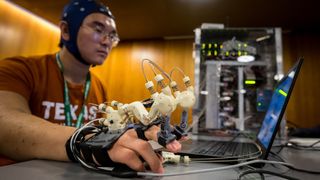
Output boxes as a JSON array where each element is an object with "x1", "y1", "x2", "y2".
[{"x1": 161, "y1": 151, "x2": 190, "y2": 165}]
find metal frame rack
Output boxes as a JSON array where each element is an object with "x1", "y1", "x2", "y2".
[{"x1": 192, "y1": 27, "x2": 283, "y2": 134}]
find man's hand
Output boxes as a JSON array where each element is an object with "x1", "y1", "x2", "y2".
[{"x1": 107, "y1": 125, "x2": 182, "y2": 173}]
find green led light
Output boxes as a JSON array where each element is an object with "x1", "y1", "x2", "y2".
[
  {"x1": 226, "y1": 51, "x2": 230, "y2": 56},
  {"x1": 278, "y1": 89, "x2": 287, "y2": 97},
  {"x1": 238, "y1": 51, "x2": 242, "y2": 56},
  {"x1": 208, "y1": 43, "x2": 212, "y2": 49},
  {"x1": 214, "y1": 43, "x2": 218, "y2": 48},
  {"x1": 207, "y1": 51, "x2": 212, "y2": 56},
  {"x1": 258, "y1": 102, "x2": 262, "y2": 106},
  {"x1": 201, "y1": 43, "x2": 206, "y2": 49},
  {"x1": 245, "y1": 80, "x2": 256, "y2": 85},
  {"x1": 214, "y1": 50, "x2": 218, "y2": 56}
]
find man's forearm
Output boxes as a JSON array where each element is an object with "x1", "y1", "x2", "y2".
[
  {"x1": 0, "y1": 111, "x2": 76, "y2": 161},
  {"x1": 0, "y1": 91, "x2": 76, "y2": 162}
]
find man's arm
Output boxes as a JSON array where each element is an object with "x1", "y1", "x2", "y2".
[
  {"x1": 0, "y1": 90, "x2": 182, "y2": 173},
  {"x1": 0, "y1": 90, "x2": 75, "y2": 161}
]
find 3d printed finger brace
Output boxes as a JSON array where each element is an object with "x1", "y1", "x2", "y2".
[{"x1": 66, "y1": 59, "x2": 196, "y2": 170}]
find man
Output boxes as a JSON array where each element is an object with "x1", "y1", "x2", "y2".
[{"x1": 0, "y1": 0, "x2": 181, "y2": 173}]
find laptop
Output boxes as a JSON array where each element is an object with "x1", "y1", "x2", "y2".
[{"x1": 177, "y1": 58, "x2": 304, "y2": 161}]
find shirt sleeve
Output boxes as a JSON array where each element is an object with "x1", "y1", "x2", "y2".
[{"x1": 0, "y1": 57, "x2": 34, "y2": 101}]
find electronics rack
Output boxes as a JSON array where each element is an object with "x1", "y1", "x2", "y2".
[{"x1": 192, "y1": 26, "x2": 284, "y2": 134}]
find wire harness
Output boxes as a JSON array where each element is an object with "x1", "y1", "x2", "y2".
[{"x1": 65, "y1": 59, "x2": 197, "y2": 177}]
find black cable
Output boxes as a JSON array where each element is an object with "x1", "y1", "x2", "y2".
[
  {"x1": 288, "y1": 143, "x2": 320, "y2": 151},
  {"x1": 268, "y1": 151, "x2": 290, "y2": 174},
  {"x1": 238, "y1": 166, "x2": 265, "y2": 180},
  {"x1": 309, "y1": 140, "x2": 320, "y2": 147},
  {"x1": 273, "y1": 143, "x2": 320, "y2": 152},
  {"x1": 277, "y1": 145, "x2": 285, "y2": 153},
  {"x1": 270, "y1": 151, "x2": 320, "y2": 174},
  {"x1": 237, "y1": 169, "x2": 299, "y2": 180},
  {"x1": 269, "y1": 151, "x2": 285, "y2": 162},
  {"x1": 286, "y1": 121, "x2": 301, "y2": 129},
  {"x1": 269, "y1": 151, "x2": 320, "y2": 174},
  {"x1": 287, "y1": 140, "x2": 320, "y2": 149}
]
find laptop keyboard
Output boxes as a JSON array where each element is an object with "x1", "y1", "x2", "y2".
[{"x1": 190, "y1": 141, "x2": 258, "y2": 157}]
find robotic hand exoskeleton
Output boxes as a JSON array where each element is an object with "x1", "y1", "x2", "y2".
[
  {"x1": 66, "y1": 59, "x2": 196, "y2": 171},
  {"x1": 145, "y1": 74, "x2": 177, "y2": 146},
  {"x1": 169, "y1": 67, "x2": 196, "y2": 139}
]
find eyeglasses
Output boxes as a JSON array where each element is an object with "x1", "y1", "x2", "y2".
[{"x1": 81, "y1": 24, "x2": 120, "y2": 47}]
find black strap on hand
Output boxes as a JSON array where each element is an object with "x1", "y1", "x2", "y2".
[
  {"x1": 66, "y1": 124, "x2": 131, "y2": 167},
  {"x1": 80, "y1": 128, "x2": 127, "y2": 167},
  {"x1": 133, "y1": 118, "x2": 162, "y2": 141},
  {"x1": 65, "y1": 137, "x2": 78, "y2": 162},
  {"x1": 65, "y1": 121, "x2": 139, "y2": 178},
  {"x1": 134, "y1": 125, "x2": 148, "y2": 141}
]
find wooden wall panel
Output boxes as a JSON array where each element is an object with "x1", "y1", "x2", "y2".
[
  {"x1": 2, "y1": 0, "x2": 319, "y2": 129},
  {"x1": 92, "y1": 39, "x2": 195, "y2": 125},
  {"x1": 0, "y1": 1, "x2": 195, "y2": 126},
  {"x1": 94, "y1": 33, "x2": 320, "y2": 129},
  {"x1": 0, "y1": 1, "x2": 59, "y2": 59},
  {"x1": 283, "y1": 32, "x2": 320, "y2": 128}
]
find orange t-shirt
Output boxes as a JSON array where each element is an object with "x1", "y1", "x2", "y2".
[
  {"x1": 0, "y1": 53, "x2": 108, "y2": 125},
  {"x1": 0, "y1": 53, "x2": 108, "y2": 165}
]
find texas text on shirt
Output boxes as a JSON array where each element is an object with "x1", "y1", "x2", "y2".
[{"x1": 0, "y1": 54, "x2": 108, "y2": 125}]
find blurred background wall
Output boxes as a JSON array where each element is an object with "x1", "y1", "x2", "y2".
[{"x1": 0, "y1": 1, "x2": 319, "y2": 128}]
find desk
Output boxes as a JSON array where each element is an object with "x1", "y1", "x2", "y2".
[{"x1": 1, "y1": 147, "x2": 319, "y2": 180}]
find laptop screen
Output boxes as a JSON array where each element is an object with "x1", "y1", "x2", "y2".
[{"x1": 257, "y1": 60, "x2": 302, "y2": 149}]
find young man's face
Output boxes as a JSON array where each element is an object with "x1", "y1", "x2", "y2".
[{"x1": 77, "y1": 13, "x2": 118, "y2": 65}]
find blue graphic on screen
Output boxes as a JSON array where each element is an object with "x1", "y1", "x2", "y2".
[{"x1": 257, "y1": 70, "x2": 295, "y2": 149}]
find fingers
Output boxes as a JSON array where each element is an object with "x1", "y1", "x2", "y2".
[
  {"x1": 179, "y1": 135, "x2": 189, "y2": 142},
  {"x1": 144, "y1": 125, "x2": 182, "y2": 152},
  {"x1": 108, "y1": 126, "x2": 184, "y2": 173},
  {"x1": 110, "y1": 130, "x2": 164, "y2": 173},
  {"x1": 165, "y1": 140, "x2": 181, "y2": 153},
  {"x1": 122, "y1": 138, "x2": 164, "y2": 173},
  {"x1": 108, "y1": 146, "x2": 145, "y2": 172}
]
